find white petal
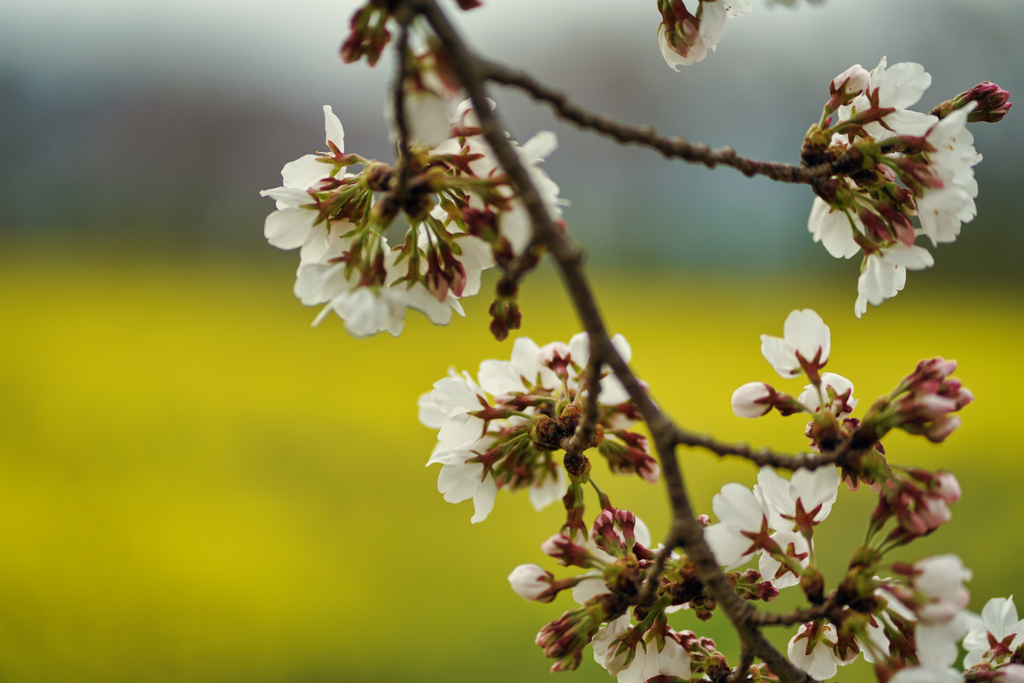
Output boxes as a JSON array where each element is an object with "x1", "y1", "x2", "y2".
[
  {"x1": 281, "y1": 154, "x2": 331, "y2": 189},
  {"x1": 470, "y1": 475, "x2": 499, "y2": 523}
]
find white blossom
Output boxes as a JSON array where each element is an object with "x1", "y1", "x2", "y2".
[
  {"x1": 592, "y1": 614, "x2": 632, "y2": 675},
  {"x1": 788, "y1": 623, "x2": 847, "y2": 680},
  {"x1": 808, "y1": 196, "x2": 863, "y2": 259},
  {"x1": 758, "y1": 529, "x2": 810, "y2": 589},
  {"x1": 917, "y1": 105, "x2": 983, "y2": 247},
  {"x1": 964, "y1": 597, "x2": 1024, "y2": 668},
  {"x1": 914, "y1": 555, "x2": 972, "y2": 624},
  {"x1": 760, "y1": 309, "x2": 831, "y2": 378},
  {"x1": 279, "y1": 104, "x2": 345, "y2": 190},
  {"x1": 840, "y1": 57, "x2": 936, "y2": 142},
  {"x1": 798, "y1": 373, "x2": 858, "y2": 418},
  {"x1": 757, "y1": 465, "x2": 839, "y2": 531},
  {"x1": 704, "y1": 483, "x2": 769, "y2": 569},
  {"x1": 433, "y1": 448, "x2": 499, "y2": 524},
  {"x1": 854, "y1": 243, "x2": 934, "y2": 319},
  {"x1": 658, "y1": 25, "x2": 707, "y2": 71}
]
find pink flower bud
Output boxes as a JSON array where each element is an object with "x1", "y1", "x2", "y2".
[
  {"x1": 541, "y1": 533, "x2": 595, "y2": 567},
  {"x1": 831, "y1": 65, "x2": 870, "y2": 97},
  {"x1": 508, "y1": 564, "x2": 554, "y2": 602},
  {"x1": 934, "y1": 472, "x2": 961, "y2": 504},
  {"x1": 925, "y1": 415, "x2": 962, "y2": 443},
  {"x1": 960, "y1": 82, "x2": 1013, "y2": 123},
  {"x1": 731, "y1": 382, "x2": 774, "y2": 418},
  {"x1": 539, "y1": 342, "x2": 572, "y2": 379},
  {"x1": 995, "y1": 665, "x2": 1024, "y2": 683}
]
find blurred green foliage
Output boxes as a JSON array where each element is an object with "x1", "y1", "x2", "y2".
[{"x1": 0, "y1": 250, "x2": 1020, "y2": 682}]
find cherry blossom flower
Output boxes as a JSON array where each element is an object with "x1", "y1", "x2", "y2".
[
  {"x1": 964, "y1": 597, "x2": 1024, "y2": 668},
  {"x1": 703, "y1": 483, "x2": 770, "y2": 570},
  {"x1": 760, "y1": 309, "x2": 831, "y2": 378},
  {"x1": 278, "y1": 105, "x2": 345, "y2": 190},
  {"x1": 839, "y1": 56, "x2": 935, "y2": 142},
  {"x1": 757, "y1": 466, "x2": 840, "y2": 533},
  {"x1": 916, "y1": 105, "x2": 983, "y2": 247},
  {"x1": 592, "y1": 618, "x2": 691, "y2": 683},
  {"x1": 807, "y1": 196, "x2": 863, "y2": 260},
  {"x1": 758, "y1": 529, "x2": 810, "y2": 590},
  {"x1": 918, "y1": 556, "x2": 972, "y2": 615},
  {"x1": 431, "y1": 100, "x2": 565, "y2": 254},
  {"x1": 657, "y1": 1, "x2": 752, "y2": 71},
  {"x1": 788, "y1": 623, "x2": 850, "y2": 680},
  {"x1": 798, "y1": 373, "x2": 858, "y2": 418},
  {"x1": 433, "y1": 448, "x2": 499, "y2": 524},
  {"x1": 854, "y1": 243, "x2": 934, "y2": 318}
]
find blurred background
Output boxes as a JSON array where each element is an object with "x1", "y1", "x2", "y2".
[{"x1": 1, "y1": 0, "x2": 1022, "y2": 681}]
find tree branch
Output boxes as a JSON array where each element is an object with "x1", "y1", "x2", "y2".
[
  {"x1": 414, "y1": 3, "x2": 816, "y2": 682},
  {"x1": 481, "y1": 60, "x2": 862, "y2": 184},
  {"x1": 390, "y1": 11, "x2": 415, "y2": 201}
]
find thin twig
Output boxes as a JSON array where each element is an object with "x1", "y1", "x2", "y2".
[
  {"x1": 564, "y1": 352, "x2": 602, "y2": 455},
  {"x1": 750, "y1": 594, "x2": 841, "y2": 627},
  {"x1": 673, "y1": 431, "x2": 841, "y2": 471},
  {"x1": 414, "y1": 3, "x2": 815, "y2": 682},
  {"x1": 390, "y1": 11, "x2": 415, "y2": 201},
  {"x1": 481, "y1": 60, "x2": 862, "y2": 184}
]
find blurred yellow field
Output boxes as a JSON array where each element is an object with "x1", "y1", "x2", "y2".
[{"x1": 0, "y1": 253, "x2": 1020, "y2": 682}]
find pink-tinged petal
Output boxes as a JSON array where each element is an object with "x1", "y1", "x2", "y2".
[{"x1": 732, "y1": 382, "x2": 772, "y2": 418}]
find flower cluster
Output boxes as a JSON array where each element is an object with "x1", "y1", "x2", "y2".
[
  {"x1": 656, "y1": 0, "x2": 752, "y2": 70},
  {"x1": 419, "y1": 333, "x2": 655, "y2": 523},
  {"x1": 261, "y1": 96, "x2": 564, "y2": 338},
  {"x1": 704, "y1": 466, "x2": 837, "y2": 591},
  {"x1": 517, "y1": 508, "x2": 778, "y2": 680},
  {"x1": 803, "y1": 58, "x2": 1006, "y2": 317},
  {"x1": 732, "y1": 309, "x2": 971, "y2": 452}
]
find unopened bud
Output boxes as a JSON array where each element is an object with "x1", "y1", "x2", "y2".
[
  {"x1": 508, "y1": 564, "x2": 555, "y2": 602},
  {"x1": 933, "y1": 81, "x2": 1012, "y2": 123}
]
